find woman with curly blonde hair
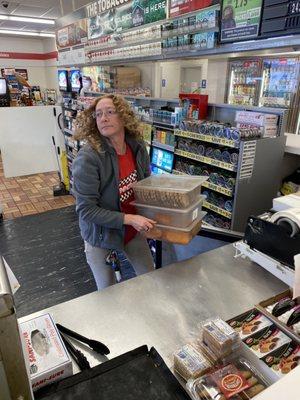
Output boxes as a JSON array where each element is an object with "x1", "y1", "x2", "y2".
[{"x1": 72, "y1": 94, "x2": 156, "y2": 290}]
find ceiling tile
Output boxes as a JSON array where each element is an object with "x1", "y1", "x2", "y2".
[
  {"x1": 40, "y1": 8, "x2": 62, "y2": 19},
  {"x1": 11, "y1": 5, "x2": 50, "y2": 17}
]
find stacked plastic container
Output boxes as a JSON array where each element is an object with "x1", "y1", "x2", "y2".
[{"x1": 132, "y1": 175, "x2": 207, "y2": 244}]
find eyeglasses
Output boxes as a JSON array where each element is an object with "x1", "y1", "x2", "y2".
[{"x1": 93, "y1": 108, "x2": 118, "y2": 119}]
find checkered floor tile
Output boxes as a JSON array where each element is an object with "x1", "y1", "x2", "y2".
[{"x1": 0, "y1": 155, "x2": 75, "y2": 220}]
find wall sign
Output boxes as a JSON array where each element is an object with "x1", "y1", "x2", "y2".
[
  {"x1": 169, "y1": 0, "x2": 219, "y2": 18},
  {"x1": 87, "y1": 0, "x2": 167, "y2": 39},
  {"x1": 56, "y1": 19, "x2": 88, "y2": 49},
  {"x1": 86, "y1": 0, "x2": 131, "y2": 17},
  {"x1": 220, "y1": 0, "x2": 263, "y2": 43}
]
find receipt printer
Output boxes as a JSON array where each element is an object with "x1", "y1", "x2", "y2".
[{"x1": 244, "y1": 209, "x2": 300, "y2": 269}]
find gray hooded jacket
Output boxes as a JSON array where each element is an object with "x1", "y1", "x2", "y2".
[{"x1": 72, "y1": 136, "x2": 150, "y2": 251}]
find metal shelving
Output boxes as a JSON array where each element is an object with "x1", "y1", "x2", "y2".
[
  {"x1": 152, "y1": 141, "x2": 174, "y2": 152},
  {"x1": 175, "y1": 129, "x2": 239, "y2": 149},
  {"x1": 58, "y1": 33, "x2": 300, "y2": 68},
  {"x1": 203, "y1": 201, "x2": 232, "y2": 220},
  {"x1": 174, "y1": 149, "x2": 237, "y2": 172}
]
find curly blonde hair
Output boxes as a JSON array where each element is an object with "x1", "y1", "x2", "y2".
[{"x1": 74, "y1": 94, "x2": 143, "y2": 152}]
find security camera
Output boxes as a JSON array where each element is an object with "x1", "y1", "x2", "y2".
[{"x1": 2, "y1": 2, "x2": 9, "y2": 8}]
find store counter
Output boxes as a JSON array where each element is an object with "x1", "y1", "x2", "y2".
[
  {"x1": 0, "y1": 105, "x2": 63, "y2": 178},
  {"x1": 20, "y1": 244, "x2": 290, "y2": 396}
]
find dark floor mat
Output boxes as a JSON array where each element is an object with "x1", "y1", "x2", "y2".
[{"x1": 0, "y1": 206, "x2": 96, "y2": 317}]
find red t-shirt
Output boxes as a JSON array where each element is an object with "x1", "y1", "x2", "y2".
[{"x1": 118, "y1": 144, "x2": 138, "y2": 244}]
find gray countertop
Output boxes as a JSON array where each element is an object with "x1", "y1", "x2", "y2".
[{"x1": 21, "y1": 244, "x2": 287, "y2": 370}]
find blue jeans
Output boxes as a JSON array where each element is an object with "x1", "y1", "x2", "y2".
[{"x1": 84, "y1": 234, "x2": 154, "y2": 290}]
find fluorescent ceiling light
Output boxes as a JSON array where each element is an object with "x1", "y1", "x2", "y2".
[
  {"x1": 0, "y1": 15, "x2": 55, "y2": 24},
  {"x1": 0, "y1": 29, "x2": 55, "y2": 37}
]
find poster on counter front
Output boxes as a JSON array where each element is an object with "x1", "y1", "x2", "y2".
[
  {"x1": 56, "y1": 19, "x2": 88, "y2": 49},
  {"x1": 87, "y1": 0, "x2": 167, "y2": 40},
  {"x1": 220, "y1": 0, "x2": 263, "y2": 43}
]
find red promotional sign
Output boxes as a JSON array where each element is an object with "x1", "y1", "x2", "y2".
[
  {"x1": 0, "y1": 52, "x2": 58, "y2": 60},
  {"x1": 169, "y1": 0, "x2": 218, "y2": 18}
]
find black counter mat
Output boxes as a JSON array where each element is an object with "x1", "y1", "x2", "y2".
[
  {"x1": 36, "y1": 346, "x2": 190, "y2": 400},
  {"x1": 0, "y1": 206, "x2": 95, "y2": 316}
]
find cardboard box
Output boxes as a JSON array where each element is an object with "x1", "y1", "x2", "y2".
[
  {"x1": 227, "y1": 308, "x2": 274, "y2": 340},
  {"x1": 256, "y1": 290, "x2": 300, "y2": 343},
  {"x1": 235, "y1": 111, "x2": 278, "y2": 127},
  {"x1": 19, "y1": 313, "x2": 72, "y2": 391},
  {"x1": 114, "y1": 67, "x2": 141, "y2": 89},
  {"x1": 261, "y1": 341, "x2": 300, "y2": 378},
  {"x1": 243, "y1": 324, "x2": 292, "y2": 359}
]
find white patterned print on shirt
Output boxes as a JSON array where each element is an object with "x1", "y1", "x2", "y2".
[{"x1": 119, "y1": 170, "x2": 138, "y2": 203}]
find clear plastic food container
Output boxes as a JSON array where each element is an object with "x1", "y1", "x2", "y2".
[
  {"x1": 187, "y1": 357, "x2": 268, "y2": 400},
  {"x1": 144, "y1": 214, "x2": 205, "y2": 244},
  {"x1": 132, "y1": 175, "x2": 208, "y2": 208},
  {"x1": 132, "y1": 196, "x2": 204, "y2": 228}
]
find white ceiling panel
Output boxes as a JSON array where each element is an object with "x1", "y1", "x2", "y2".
[
  {"x1": 40, "y1": 8, "x2": 62, "y2": 19},
  {"x1": 0, "y1": 0, "x2": 92, "y2": 36},
  {"x1": 11, "y1": 5, "x2": 51, "y2": 17}
]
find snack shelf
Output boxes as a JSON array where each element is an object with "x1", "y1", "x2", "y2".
[
  {"x1": 152, "y1": 141, "x2": 175, "y2": 152},
  {"x1": 203, "y1": 201, "x2": 232, "y2": 219},
  {"x1": 152, "y1": 120, "x2": 177, "y2": 129},
  {"x1": 202, "y1": 181, "x2": 233, "y2": 197},
  {"x1": 174, "y1": 149, "x2": 236, "y2": 172},
  {"x1": 174, "y1": 129, "x2": 239, "y2": 148},
  {"x1": 172, "y1": 170, "x2": 233, "y2": 197}
]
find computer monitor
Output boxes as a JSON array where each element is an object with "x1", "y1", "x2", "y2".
[
  {"x1": 151, "y1": 147, "x2": 174, "y2": 173},
  {"x1": 0, "y1": 77, "x2": 7, "y2": 95},
  {"x1": 0, "y1": 256, "x2": 33, "y2": 400},
  {"x1": 69, "y1": 69, "x2": 81, "y2": 93},
  {"x1": 57, "y1": 70, "x2": 69, "y2": 92}
]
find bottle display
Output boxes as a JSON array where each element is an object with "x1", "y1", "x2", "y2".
[
  {"x1": 259, "y1": 58, "x2": 300, "y2": 108},
  {"x1": 227, "y1": 60, "x2": 262, "y2": 106}
]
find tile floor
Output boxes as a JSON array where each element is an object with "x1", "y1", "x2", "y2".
[{"x1": 0, "y1": 155, "x2": 75, "y2": 220}]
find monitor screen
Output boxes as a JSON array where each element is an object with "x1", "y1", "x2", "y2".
[
  {"x1": 70, "y1": 69, "x2": 81, "y2": 92},
  {"x1": 151, "y1": 148, "x2": 174, "y2": 173},
  {"x1": 0, "y1": 78, "x2": 7, "y2": 95},
  {"x1": 58, "y1": 70, "x2": 68, "y2": 91}
]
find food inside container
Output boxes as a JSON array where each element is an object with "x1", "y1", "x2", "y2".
[
  {"x1": 201, "y1": 318, "x2": 241, "y2": 359},
  {"x1": 187, "y1": 357, "x2": 268, "y2": 400},
  {"x1": 227, "y1": 309, "x2": 273, "y2": 340},
  {"x1": 132, "y1": 196, "x2": 204, "y2": 228},
  {"x1": 144, "y1": 214, "x2": 204, "y2": 244},
  {"x1": 261, "y1": 341, "x2": 300, "y2": 377},
  {"x1": 261, "y1": 292, "x2": 300, "y2": 336},
  {"x1": 243, "y1": 324, "x2": 292, "y2": 359},
  {"x1": 174, "y1": 343, "x2": 212, "y2": 381},
  {"x1": 132, "y1": 175, "x2": 208, "y2": 208}
]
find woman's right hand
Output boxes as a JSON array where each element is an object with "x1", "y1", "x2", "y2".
[{"x1": 124, "y1": 214, "x2": 156, "y2": 232}]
